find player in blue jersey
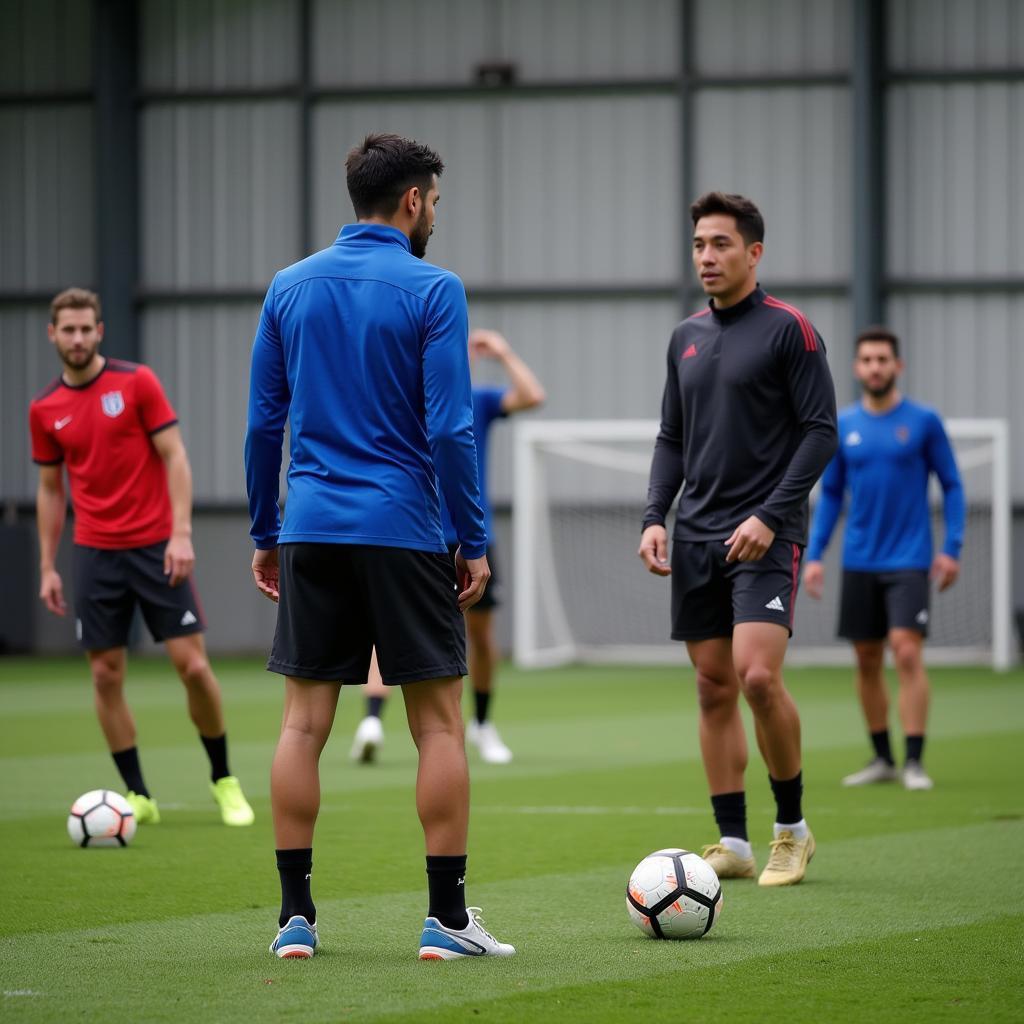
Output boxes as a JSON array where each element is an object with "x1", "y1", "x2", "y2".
[
  {"x1": 350, "y1": 328, "x2": 545, "y2": 766},
  {"x1": 804, "y1": 327, "x2": 964, "y2": 791},
  {"x1": 246, "y1": 133, "x2": 514, "y2": 961}
]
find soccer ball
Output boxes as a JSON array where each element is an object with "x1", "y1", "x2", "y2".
[
  {"x1": 626, "y1": 848, "x2": 723, "y2": 939},
  {"x1": 67, "y1": 790, "x2": 136, "y2": 848}
]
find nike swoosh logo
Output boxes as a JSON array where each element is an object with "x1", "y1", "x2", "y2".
[{"x1": 55, "y1": 416, "x2": 72, "y2": 430}]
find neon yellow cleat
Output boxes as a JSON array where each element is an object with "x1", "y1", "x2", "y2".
[
  {"x1": 758, "y1": 829, "x2": 815, "y2": 887},
  {"x1": 210, "y1": 776, "x2": 255, "y2": 826},
  {"x1": 700, "y1": 843, "x2": 756, "y2": 879},
  {"x1": 126, "y1": 791, "x2": 161, "y2": 825}
]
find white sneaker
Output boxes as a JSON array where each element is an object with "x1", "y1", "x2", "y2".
[
  {"x1": 902, "y1": 760, "x2": 934, "y2": 791},
  {"x1": 418, "y1": 907, "x2": 516, "y2": 959},
  {"x1": 350, "y1": 715, "x2": 383, "y2": 763},
  {"x1": 842, "y1": 757, "x2": 898, "y2": 786},
  {"x1": 467, "y1": 720, "x2": 513, "y2": 764}
]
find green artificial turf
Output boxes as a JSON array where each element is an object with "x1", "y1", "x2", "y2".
[{"x1": 1, "y1": 657, "x2": 1022, "y2": 1022}]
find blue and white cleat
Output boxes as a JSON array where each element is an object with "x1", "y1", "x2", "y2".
[
  {"x1": 418, "y1": 907, "x2": 516, "y2": 960},
  {"x1": 270, "y1": 915, "x2": 319, "y2": 959}
]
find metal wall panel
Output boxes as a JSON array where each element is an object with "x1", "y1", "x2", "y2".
[
  {"x1": 889, "y1": 0, "x2": 1024, "y2": 70},
  {"x1": 887, "y1": 291, "x2": 1024, "y2": 499},
  {"x1": 312, "y1": 100, "x2": 498, "y2": 280},
  {"x1": 140, "y1": 101, "x2": 302, "y2": 289},
  {"x1": 141, "y1": 303, "x2": 263, "y2": 504},
  {"x1": 693, "y1": 87, "x2": 852, "y2": 280},
  {"x1": 0, "y1": 309, "x2": 57, "y2": 503},
  {"x1": 312, "y1": 0, "x2": 678, "y2": 86},
  {"x1": 0, "y1": 106, "x2": 95, "y2": 291},
  {"x1": 0, "y1": 0, "x2": 92, "y2": 93},
  {"x1": 887, "y1": 83, "x2": 1024, "y2": 279},
  {"x1": 693, "y1": 0, "x2": 852, "y2": 75},
  {"x1": 141, "y1": 0, "x2": 299, "y2": 90}
]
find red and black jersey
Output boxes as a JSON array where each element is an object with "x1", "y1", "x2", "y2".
[
  {"x1": 29, "y1": 359, "x2": 178, "y2": 550},
  {"x1": 643, "y1": 286, "x2": 838, "y2": 545}
]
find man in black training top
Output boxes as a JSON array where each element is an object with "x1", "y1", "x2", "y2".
[{"x1": 639, "y1": 192, "x2": 838, "y2": 886}]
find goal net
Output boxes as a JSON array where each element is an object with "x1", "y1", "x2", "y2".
[{"x1": 512, "y1": 419, "x2": 1013, "y2": 670}]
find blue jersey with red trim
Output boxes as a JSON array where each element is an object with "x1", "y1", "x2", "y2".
[{"x1": 806, "y1": 398, "x2": 965, "y2": 571}]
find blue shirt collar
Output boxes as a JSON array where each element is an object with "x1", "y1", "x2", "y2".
[{"x1": 336, "y1": 223, "x2": 412, "y2": 253}]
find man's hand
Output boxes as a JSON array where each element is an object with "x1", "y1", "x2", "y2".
[
  {"x1": 454, "y1": 548, "x2": 490, "y2": 612},
  {"x1": 39, "y1": 568, "x2": 67, "y2": 616},
  {"x1": 252, "y1": 547, "x2": 280, "y2": 602},
  {"x1": 803, "y1": 560, "x2": 825, "y2": 600},
  {"x1": 931, "y1": 553, "x2": 960, "y2": 592},
  {"x1": 469, "y1": 328, "x2": 511, "y2": 361},
  {"x1": 163, "y1": 532, "x2": 195, "y2": 586},
  {"x1": 725, "y1": 516, "x2": 775, "y2": 563},
  {"x1": 638, "y1": 524, "x2": 671, "y2": 576}
]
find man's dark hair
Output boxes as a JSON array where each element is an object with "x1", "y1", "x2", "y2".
[
  {"x1": 345, "y1": 132, "x2": 445, "y2": 219},
  {"x1": 855, "y1": 326, "x2": 900, "y2": 357},
  {"x1": 690, "y1": 191, "x2": 765, "y2": 245}
]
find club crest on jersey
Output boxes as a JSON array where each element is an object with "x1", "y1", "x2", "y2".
[
  {"x1": 100, "y1": 391, "x2": 125, "y2": 418},
  {"x1": 895, "y1": 425, "x2": 910, "y2": 444}
]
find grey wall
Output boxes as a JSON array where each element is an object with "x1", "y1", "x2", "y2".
[{"x1": 1, "y1": 0, "x2": 1021, "y2": 654}]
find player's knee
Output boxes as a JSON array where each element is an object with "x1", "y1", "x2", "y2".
[
  {"x1": 176, "y1": 654, "x2": 211, "y2": 688},
  {"x1": 695, "y1": 672, "x2": 735, "y2": 714},
  {"x1": 891, "y1": 640, "x2": 922, "y2": 675},
  {"x1": 738, "y1": 664, "x2": 778, "y2": 710},
  {"x1": 90, "y1": 657, "x2": 124, "y2": 699}
]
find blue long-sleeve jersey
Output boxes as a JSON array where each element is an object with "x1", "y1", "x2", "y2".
[
  {"x1": 806, "y1": 398, "x2": 965, "y2": 571},
  {"x1": 245, "y1": 223, "x2": 487, "y2": 558}
]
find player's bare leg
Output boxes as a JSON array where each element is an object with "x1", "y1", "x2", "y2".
[
  {"x1": 465, "y1": 610, "x2": 512, "y2": 763},
  {"x1": 88, "y1": 646, "x2": 134, "y2": 751},
  {"x1": 687, "y1": 638, "x2": 754, "y2": 878},
  {"x1": 732, "y1": 622, "x2": 813, "y2": 886},
  {"x1": 842, "y1": 640, "x2": 899, "y2": 786},
  {"x1": 889, "y1": 628, "x2": 933, "y2": 789},
  {"x1": 272, "y1": 676, "x2": 341, "y2": 848},
  {"x1": 402, "y1": 676, "x2": 468, "y2": 854}
]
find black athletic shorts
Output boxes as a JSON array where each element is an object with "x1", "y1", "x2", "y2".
[
  {"x1": 670, "y1": 537, "x2": 803, "y2": 641},
  {"x1": 72, "y1": 542, "x2": 206, "y2": 650},
  {"x1": 268, "y1": 543, "x2": 467, "y2": 685},
  {"x1": 446, "y1": 543, "x2": 500, "y2": 612},
  {"x1": 838, "y1": 569, "x2": 930, "y2": 640}
]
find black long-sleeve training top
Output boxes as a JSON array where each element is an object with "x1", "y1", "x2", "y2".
[{"x1": 643, "y1": 285, "x2": 838, "y2": 546}]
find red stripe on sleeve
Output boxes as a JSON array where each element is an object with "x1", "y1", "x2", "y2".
[{"x1": 764, "y1": 296, "x2": 817, "y2": 351}]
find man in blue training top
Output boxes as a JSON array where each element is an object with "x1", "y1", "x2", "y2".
[
  {"x1": 804, "y1": 326, "x2": 965, "y2": 792},
  {"x1": 245, "y1": 132, "x2": 515, "y2": 961},
  {"x1": 350, "y1": 328, "x2": 545, "y2": 766}
]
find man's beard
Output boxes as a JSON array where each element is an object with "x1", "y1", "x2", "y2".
[
  {"x1": 58, "y1": 341, "x2": 100, "y2": 369},
  {"x1": 863, "y1": 376, "x2": 896, "y2": 399},
  {"x1": 410, "y1": 208, "x2": 432, "y2": 259}
]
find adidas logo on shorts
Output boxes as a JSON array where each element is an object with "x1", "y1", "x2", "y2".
[
  {"x1": 180, "y1": 610, "x2": 198, "y2": 626},
  {"x1": 765, "y1": 596, "x2": 785, "y2": 612}
]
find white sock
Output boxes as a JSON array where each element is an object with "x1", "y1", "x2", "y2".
[
  {"x1": 774, "y1": 819, "x2": 808, "y2": 840},
  {"x1": 720, "y1": 836, "x2": 753, "y2": 859}
]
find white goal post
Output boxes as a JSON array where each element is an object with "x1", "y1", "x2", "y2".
[{"x1": 513, "y1": 418, "x2": 1014, "y2": 671}]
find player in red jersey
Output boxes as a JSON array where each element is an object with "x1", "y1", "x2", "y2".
[{"x1": 30, "y1": 288, "x2": 254, "y2": 827}]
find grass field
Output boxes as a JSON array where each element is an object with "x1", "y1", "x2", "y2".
[{"x1": 1, "y1": 657, "x2": 1022, "y2": 1023}]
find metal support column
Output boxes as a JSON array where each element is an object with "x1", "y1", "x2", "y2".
[
  {"x1": 678, "y1": 0, "x2": 696, "y2": 316},
  {"x1": 852, "y1": 0, "x2": 885, "y2": 332},
  {"x1": 94, "y1": 0, "x2": 139, "y2": 359}
]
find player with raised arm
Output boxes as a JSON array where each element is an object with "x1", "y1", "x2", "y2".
[
  {"x1": 246, "y1": 133, "x2": 515, "y2": 960},
  {"x1": 30, "y1": 288, "x2": 254, "y2": 828},
  {"x1": 350, "y1": 328, "x2": 545, "y2": 766},
  {"x1": 804, "y1": 327, "x2": 964, "y2": 791},
  {"x1": 639, "y1": 192, "x2": 838, "y2": 887}
]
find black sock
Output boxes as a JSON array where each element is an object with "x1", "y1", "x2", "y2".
[
  {"x1": 905, "y1": 734, "x2": 925, "y2": 764},
  {"x1": 112, "y1": 747, "x2": 149, "y2": 798},
  {"x1": 769, "y1": 771, "x2": 803, "y2": 825},
  {"x1": 200, "y1": 733, "x2": 230, "y2": 782},
  {"x1": 366, "y1": 696, "x2": 385, "y2": 719},
  {"x1": 276, "y1": 848, "x2": 316, "y2": 927},
  {"x1": 426, "y1": 854, "x2": 468, "y2": 930},
  {"x1": 870, "y1": 729, "x2": 894, "y2": 765},
  {"x1": 710, "y1": 791, "x2": 748, "y2": 841},
  {"x1": 474, "y1": 690, "x2": 491, "y2": 725}
]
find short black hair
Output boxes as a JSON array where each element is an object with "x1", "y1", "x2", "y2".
[
  {"x1": 345, "y1": 132, "x2": 445, "y2": 219},
  {"x1": 690, "y1": 191, "x2": 765, "y2": 246},
  {"x1": 855, "y1": 326, "x2": 900, "y2": 357}
]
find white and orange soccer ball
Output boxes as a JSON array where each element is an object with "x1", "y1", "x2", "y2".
[
  {"x1": 626, "y1": 848, "x2": 723, "y2": 939},
  {"x1": 67, "y1": 790, "x2": 136, "y2": 848}
]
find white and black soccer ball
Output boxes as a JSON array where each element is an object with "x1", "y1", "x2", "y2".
[
  {"x1": 626, "y1": 848, "x2": 723, "y2": 939},
  {"x1": 67, "y1": 790, "x2": 136, "y2": 848}
]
